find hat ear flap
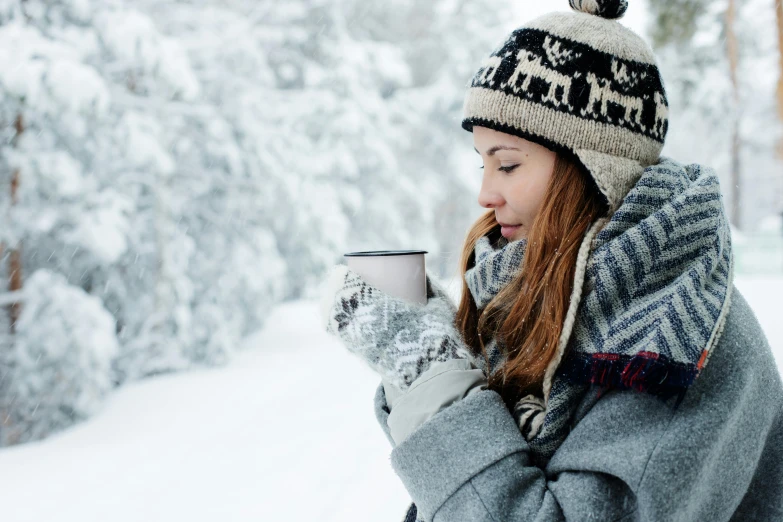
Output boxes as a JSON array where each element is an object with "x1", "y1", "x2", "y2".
[{"x1": 573, "y1": 149, "x2": 647, "y2": 215}]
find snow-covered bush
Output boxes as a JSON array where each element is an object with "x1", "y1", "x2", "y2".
[{"x1": 0, "y1": 269, "x2": 118, "y2": 445}]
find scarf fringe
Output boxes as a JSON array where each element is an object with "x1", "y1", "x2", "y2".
[{"x1": 558, "y1": 350, "x2": 703, "y2": 410}]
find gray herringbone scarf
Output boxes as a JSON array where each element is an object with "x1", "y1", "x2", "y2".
[
  {"x1": 465, "y1": 234, "x2": 526, "y2": 311},
  {"x1": 461, "y1": 156, "x2": 733, "y2": 467}
]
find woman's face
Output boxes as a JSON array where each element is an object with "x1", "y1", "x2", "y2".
[{"x1": 473, "y1": 126, "x2": 556, "y2": 241}]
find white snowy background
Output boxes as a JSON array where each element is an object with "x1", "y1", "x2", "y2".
[{"x1": 0, "y1": 0, "x2": 781, "y2": 520}]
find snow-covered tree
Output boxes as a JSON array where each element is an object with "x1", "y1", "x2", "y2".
[
  {"x1": 646, "y1": 0, "x2": 783, "y2": 231},
  {"x1": 0, "y1": 0, "x2": 598, "y2": 446}
]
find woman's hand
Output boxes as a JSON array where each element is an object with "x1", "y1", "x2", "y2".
[{"x1": 320, "y1": 265, "x2": 475, "y2": 390}]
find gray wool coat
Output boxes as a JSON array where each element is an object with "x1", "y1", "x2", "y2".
[{"x1": 373, "y1": 286, "x2": 783, "y2": 521}]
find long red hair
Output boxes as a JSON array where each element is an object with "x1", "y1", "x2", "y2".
[{"x1": 455, "y1": 151, "x2": 608, "y2": 410}]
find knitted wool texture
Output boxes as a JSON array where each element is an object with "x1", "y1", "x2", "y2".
[
  {"x1": 462, "y1": 0, "x2": 668, "y2": 214},
  {"x1": 464, "y1": 235, "x2": 527, "y2": 311},
  {"x1": 321, "y1": 267, "x2": 475, "y2": 390}
]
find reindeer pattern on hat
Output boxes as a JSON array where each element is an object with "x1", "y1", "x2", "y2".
[{"x1": 470, "y1": 30, "x2": 668, "y2": 142}]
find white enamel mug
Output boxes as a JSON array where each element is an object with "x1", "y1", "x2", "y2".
[{"x1": 344, "y1": 250, "x2": 428, "y2": 305}]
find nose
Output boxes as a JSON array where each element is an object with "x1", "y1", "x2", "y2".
[{"x1": 478, "y1": 175, "x2": 504, "y2": 209}]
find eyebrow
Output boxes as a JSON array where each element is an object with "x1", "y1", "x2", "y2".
[{"x1": 474, "y1": 145, "x2": 521, "y2": 156}]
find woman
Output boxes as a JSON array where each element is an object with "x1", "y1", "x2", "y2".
[{"x1": 321, "y1": 1, "x2": 783, "y2": 520}]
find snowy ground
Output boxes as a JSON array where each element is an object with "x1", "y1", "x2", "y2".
[{"x1": 0, "y1": 277, "x2": 781, "y2": 522}]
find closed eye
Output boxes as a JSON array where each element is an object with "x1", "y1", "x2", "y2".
[{"x1": 479, "y1": 164, "x2": 520, "y2": 173}]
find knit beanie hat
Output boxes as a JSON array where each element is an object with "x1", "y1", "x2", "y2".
[{"x1": 462, "y1": 0, "x2": 668, "y2": 213}]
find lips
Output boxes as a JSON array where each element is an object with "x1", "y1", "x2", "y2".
[{"x1": 500, "y1": 223, "x2": 521, "y2": 239}]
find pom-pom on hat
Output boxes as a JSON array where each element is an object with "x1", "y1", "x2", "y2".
[
  {"x1": 569, "y1": 0, "x2": 628, "y2": 19},
  {"x1": 462, "y1": 0, "x2": 668, "y2": 213}
]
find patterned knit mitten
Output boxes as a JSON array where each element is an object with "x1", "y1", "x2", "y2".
[{"x1": 320, "y1": 265, "x2": 475, "y2": 390}]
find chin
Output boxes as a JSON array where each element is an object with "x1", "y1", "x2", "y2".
[{"x1": 511, "y1": 226, "x2": 527, "y2": 240}]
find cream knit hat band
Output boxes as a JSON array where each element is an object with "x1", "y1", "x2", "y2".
[{"x1": 462, "y1": 1, "x2": 669, "y2": 213}]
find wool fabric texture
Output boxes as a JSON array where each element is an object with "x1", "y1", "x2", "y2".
[
  {"x1": 321, "y1": 267, "x2": 474, "y2": 390},
  {"x1": 464, "y1": 235, "x2": 527, "y2": 311},
  {"x1": 462, "y1": 0, "x2": 667, "y2": 213}
]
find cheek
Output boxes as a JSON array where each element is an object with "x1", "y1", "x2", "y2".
[
  {"x1": 531, "y1": 175, "x2": 551, "y2": 206},
  {"x1": 506, "y1": 179, "x2": 535, "y2": 215},
  {"x1": 509, "y1": 172, "x2": 549, "y2": 217}
]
